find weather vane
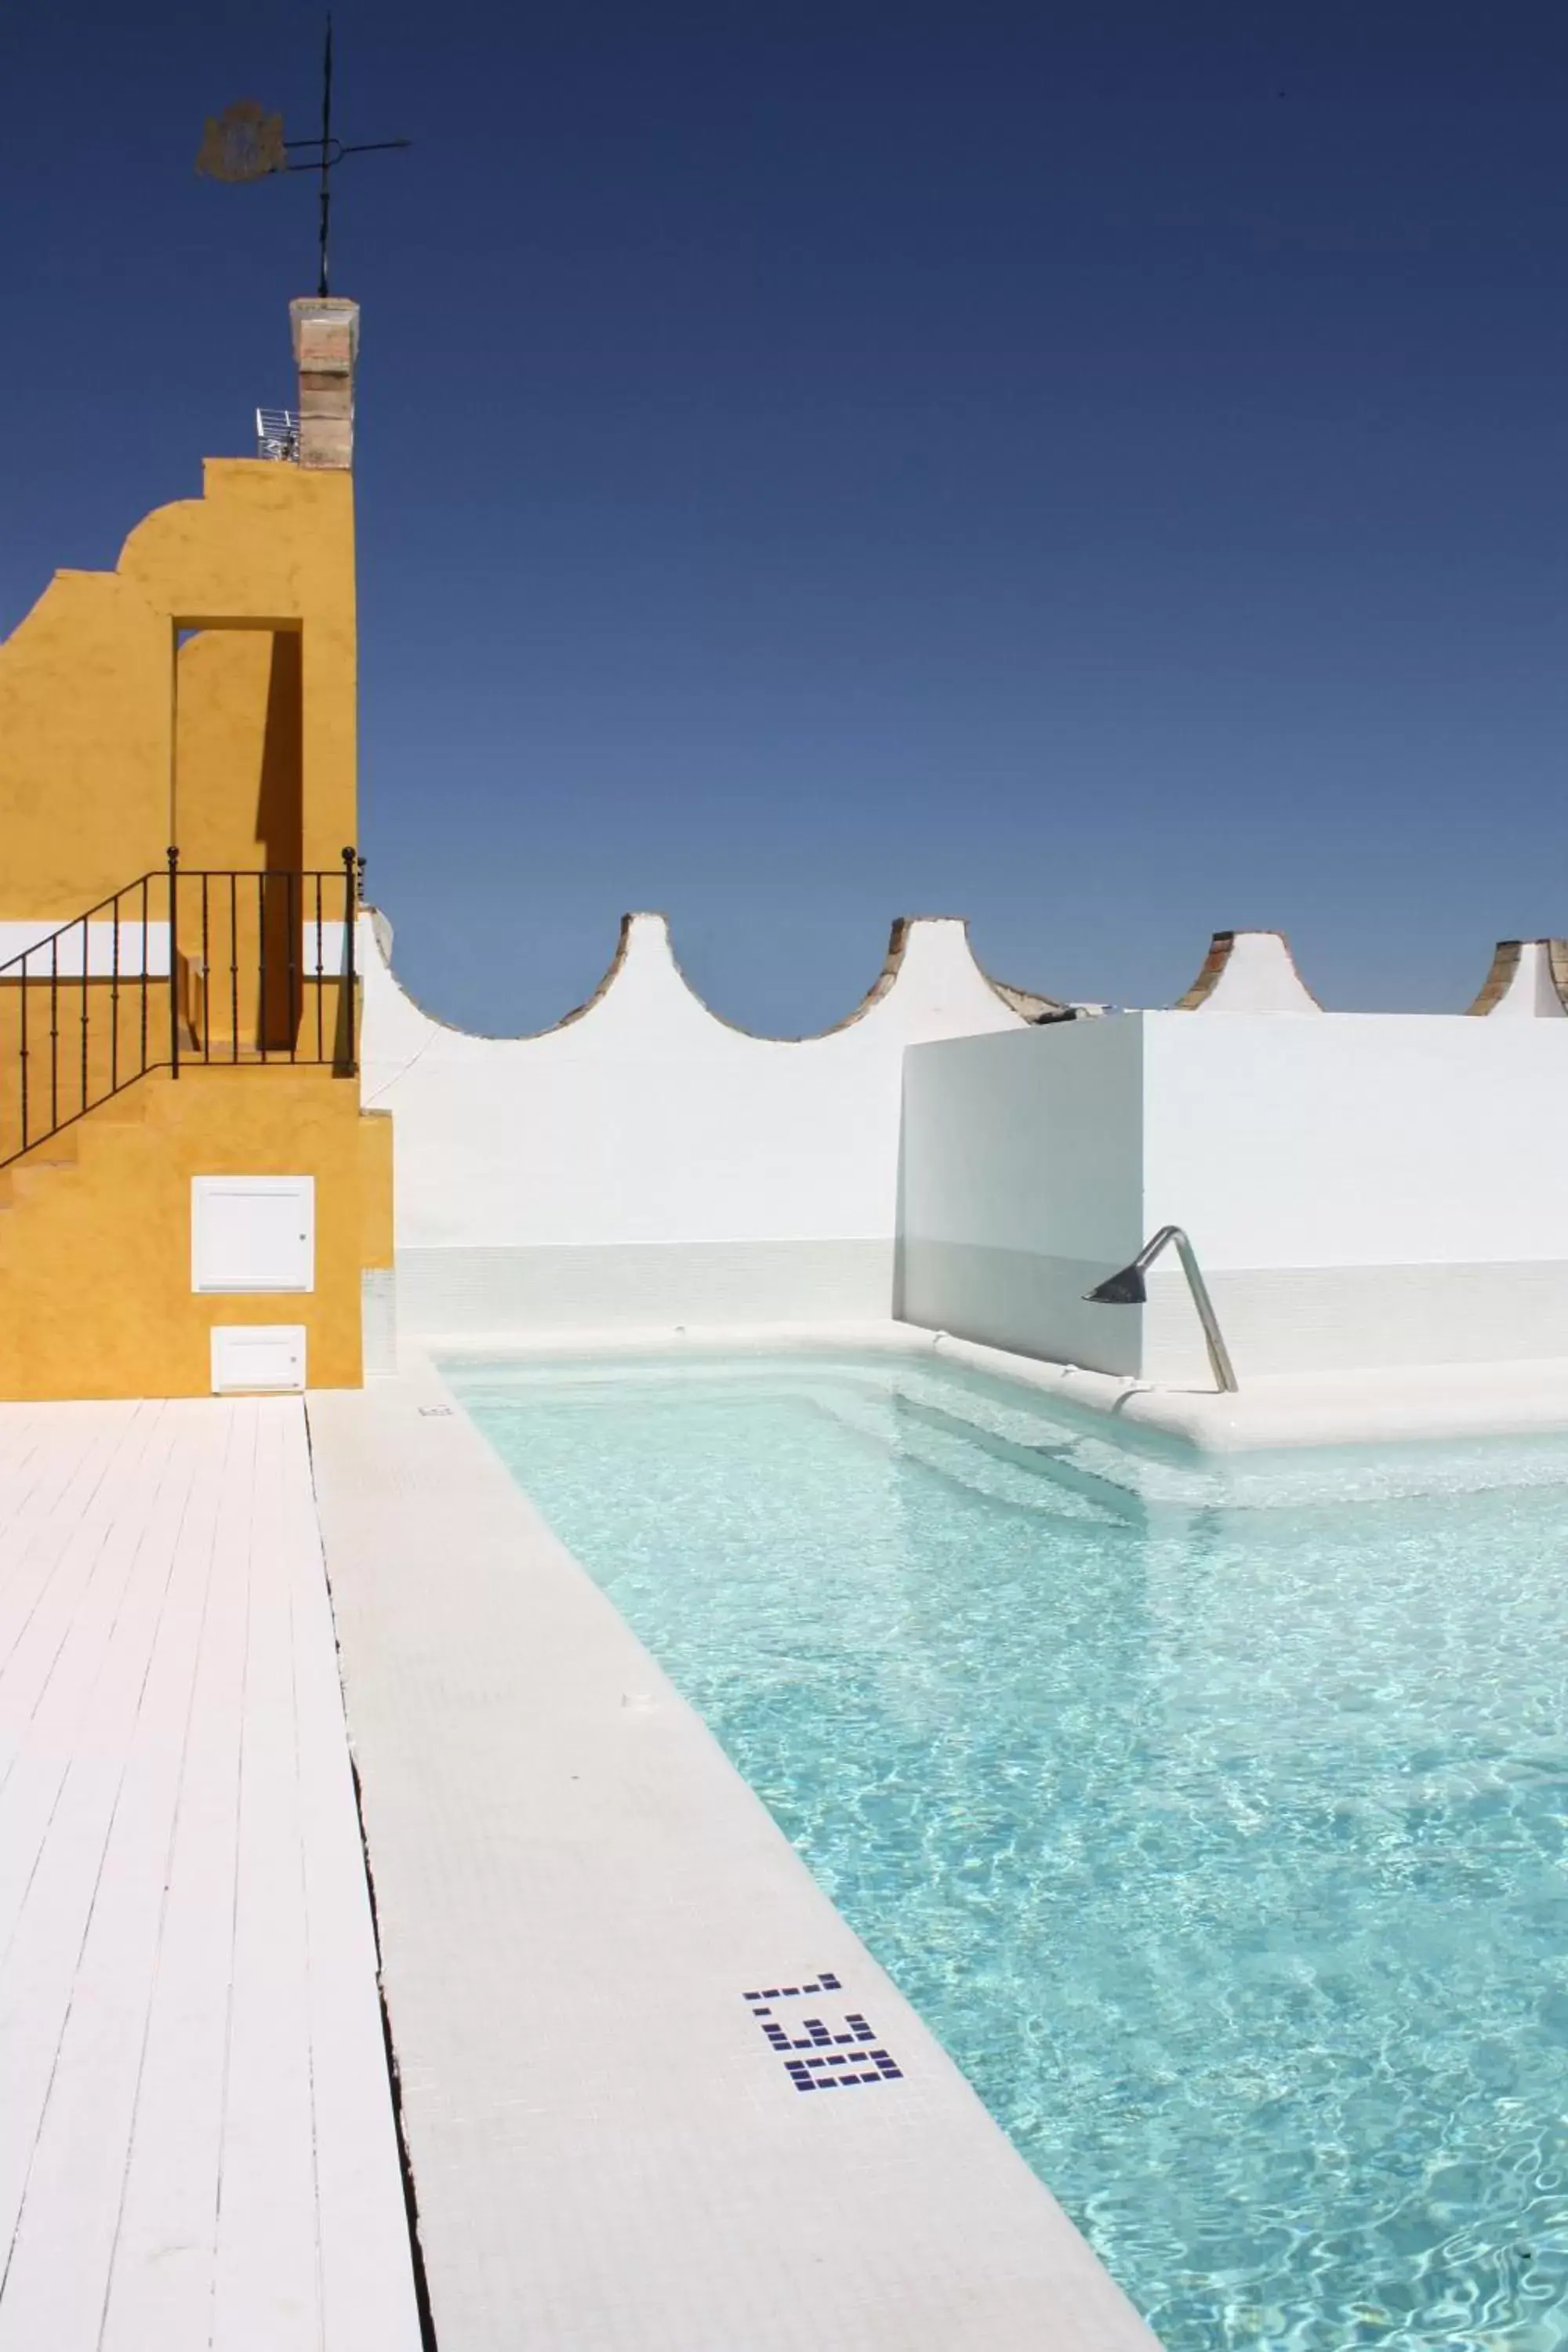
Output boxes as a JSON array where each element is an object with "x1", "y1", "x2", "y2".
[{"x1": 197, "y1": 18, "x2": 409, "y2": 296}]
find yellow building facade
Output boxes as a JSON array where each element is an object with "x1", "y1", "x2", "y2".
[{"x1": 0, "y1": 299, "x2": 392, "y2": 1399}]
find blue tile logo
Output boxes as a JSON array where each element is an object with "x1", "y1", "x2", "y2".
[{"x1": 743, "y1": 1975, "x2": 905, "y2": 2092}]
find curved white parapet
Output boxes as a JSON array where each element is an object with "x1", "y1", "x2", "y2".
[
  {"x1": 1466, "y1": 939, "x2": 1568, "y2": 1019},
  {"x1": 1174, "y1": 928, "x2": 1322, "y2": 1014},
  {"x1": 357, "y1": 908, "x2": 1065, "y2": 1330},
  {"x1": 361, "y1": 906, "x2": 1060, "y2": 1058}
]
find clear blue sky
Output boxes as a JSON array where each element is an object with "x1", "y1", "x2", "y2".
[{"x1": 1, "y1": 2, "x2": 1563, "y2": 1033}]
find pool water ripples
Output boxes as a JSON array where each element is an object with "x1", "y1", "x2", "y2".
[{"x1": 449, "y1": 1353, "x2": 1568, "y2": 2351}]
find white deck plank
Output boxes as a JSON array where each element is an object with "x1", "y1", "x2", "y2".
[
  {"x1": 0, "y1": 1410, "x2": 172, "y2": 1951},
  {"x1": 0, "y1": 1403, "x2": 224, "y2": 2347},
  {"x1": 209, "y1": 1401, "x2": 325, "y2": 2352},
  {"x1": 100, "y1": 1406, "x2": 253, "y2": 2352},
  {"x1": 0, "y1": 1406, "x2": 153, "y2": 1650},
  {"x1": 0, "y1": 1408, "x2": 173, "y2": 1961},
  {"x1": 0, "y1": 1395, "x2": 419, "y2": 2352},
  {"x1": 0, "y1": 1409, "x2": 120, "y2": 1602},
  {"x1": 0, "y1": 1406, "x2": 169, "y2": 1781},
  {"x1": 0, "y1": 1410, "x2": 193, "y2": 2299},
  {"x1": 0, "y1": 1421, "x2": 53, "y2": 1575},
  {"x1": 0, "y1": 1406, "x2": 178, "y2": 1960}
]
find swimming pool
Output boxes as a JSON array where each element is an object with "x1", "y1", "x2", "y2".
[{"x1": 447, "y1": 1348, "x2": 1568, "y2": 2352}]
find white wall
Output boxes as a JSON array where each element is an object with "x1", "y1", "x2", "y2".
[
  {"x1": 359, "y1": 908, "x2": 1029, "y2": 1335},
  {"x1": 362, "y1": 903, "x2": 1568, "y2": 1377},
  {"x1": 898, "y1": 1020, "x2": 1145, "y2": 1375},
  {"x1": 897, "y1": 1013, "x2": 1568, "y2": 1385},
  {"x1": 1144, "y1": 1014, "x2": 1568, "y2": 1269},
  {"x1": 1139, "y1": 1013, "x2": 1568, "y2": 1380}
]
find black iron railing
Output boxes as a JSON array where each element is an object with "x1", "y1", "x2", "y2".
[{"x1": 0, "y1": 848, "x2": 360, "y2": 1171}]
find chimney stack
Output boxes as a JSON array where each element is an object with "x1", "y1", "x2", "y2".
[{"x1": 289, "y1": 297, "x2": 360, "y2": 470}]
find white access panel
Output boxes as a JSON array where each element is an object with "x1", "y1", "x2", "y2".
[
  {"x1": 210, "y1": 1325, "x2": 307, "y2": 1393},
  {"x1": 191, "y1": 1176, "x2": 315, "y2": 1294}
]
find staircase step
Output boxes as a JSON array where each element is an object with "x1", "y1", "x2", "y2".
[
  {"x1": 3, "y1": 1131, "x2": 82, "y2": 1174},
  {"x1": 10, "y1": 1156, "x2": 80, "y2": 1197},
  {"x1": 87, "y1": 1089, "x2": 154, "y2": 1126},
  {"x1": 12, "y1": 1152, "x2": 79, "y2": 1185}
]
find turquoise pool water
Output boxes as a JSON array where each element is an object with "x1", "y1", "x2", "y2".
[{"x1": 448, "y1": 1350, "x2": 1568, "y2": 2352}]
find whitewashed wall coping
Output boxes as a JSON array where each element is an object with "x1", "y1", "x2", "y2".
[
  {"x1": 1175, "y1": 927, "x2": 1322, "y2": 1013},
  {"x1": 0, "y1": 920, "x2": 172, "y2": 979},
  {"x1": 360, "y1": 908, "x2": 1052, "y2": 1069},
  {"x1": 1467, "y1": 938, "x2": 1568, "y2": 1019},
  {"x1": 358, "y1": 909, "x2": 1054, "y2": 1253},
  {"x1": 0, "y1": 919, "x2": 357, "y2": 982}
]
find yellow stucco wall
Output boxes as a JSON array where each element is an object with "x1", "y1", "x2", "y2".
[
  {"x1": 176, "y1": 628, "x2": 305, "y2": 873},
  {"x1": 0, "y1": 575, "x2": 169, "y2": 913},
  {"x1": 0, "y1": 1069, "x2": 381, "y2": 1401},
  {"x1": 0, "y1": 460, "x2": 355, "y2": 918},
  {"x1": 0, "y1": 428, "x2": 383, "y2": 1400}
]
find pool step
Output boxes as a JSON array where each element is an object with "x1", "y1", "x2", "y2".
[
  {"x1": 800, "y1": 1377, "x2": 1134, "y2": 1525},
  {"x1": 886, "y1": 1389, "x2": 1149, "y2": 1523}
]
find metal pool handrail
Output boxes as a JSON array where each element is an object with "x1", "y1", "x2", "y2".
[{"x1": 1083, "y1": 1224, "x2": 1240, "y2": 1394}]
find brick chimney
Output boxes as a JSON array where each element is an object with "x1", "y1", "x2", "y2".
[{"x1": 289, "y1": 297, "x2": 360, "y2": 470}]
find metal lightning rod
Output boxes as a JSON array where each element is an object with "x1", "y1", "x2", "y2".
[{"x1": 196, "y1": 17, "x2": 410, "y2": 294}]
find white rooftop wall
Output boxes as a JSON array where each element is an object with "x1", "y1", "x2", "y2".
[
  {"x1": 1139, "y1": 1012, "x2": 1568, "y2": 1381},
  {"x1": 899, "y1": 1013, "x2": 1568, "y2": 1385},
  {"x1": 1143, "y1": 1014, "x2": 1568, "y2": 1270},
  {"x1": 358, "y1": 909, "x2": 1031, "y2": 1336},
  {"x1": 898, "y1": 1022, "x2": 1145, "y2": 1377}
]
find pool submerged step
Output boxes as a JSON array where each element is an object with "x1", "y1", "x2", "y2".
[
  {"x1": 887, "y1": 1388, "x2": 1152, "y2": 1523},
  {"x1": 798, "y1": 1375, "x2": 1134, "y2": 1525},
  {"x1": 459, "y1": 1357, "x2": 1157, "y2": 1523}
]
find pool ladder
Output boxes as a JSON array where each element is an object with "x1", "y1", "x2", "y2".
[{"x1": 1083, "y1": 1225, "x2": 1240, "y2": 1393}]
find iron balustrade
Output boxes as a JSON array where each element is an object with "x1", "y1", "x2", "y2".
[{"x1": 0, "y1": 850, "x2": 360, "y2": 1171}]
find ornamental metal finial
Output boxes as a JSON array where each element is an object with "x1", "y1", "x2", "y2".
[
  {"x1": 195, "y1": 100, "x2": 287, "y2": 183},
  {"x1": 196, "y1": 18, "x2": 410, "y2": 296}
]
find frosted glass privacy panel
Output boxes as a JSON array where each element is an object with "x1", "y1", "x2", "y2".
[
  {"x1": 191, "y1": 1176, "x2": 316, "y2": 1294},
  {"x1": 210, "y1": 1325, "x2": 307, "y2": 1393}
]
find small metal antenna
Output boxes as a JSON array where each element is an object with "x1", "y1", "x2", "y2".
[
  {"x1": 197, "y1": 16, "x2": 409, "y2": 292},
  {"x1": 316, "y1": 17, "x2": 333, "y2": 296}
]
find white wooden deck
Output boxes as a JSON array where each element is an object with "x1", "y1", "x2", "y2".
[{"x1": 0, "y1": 1396, "x2": 421, "y2": 2352}]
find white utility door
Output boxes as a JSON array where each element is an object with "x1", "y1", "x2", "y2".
[
  {"x1": 210, "y1": 1326, "x2": 307, "y2": 1393},
  {"x1": 191, "y1": 1176, "x2": 316, "y2": 1294}
]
